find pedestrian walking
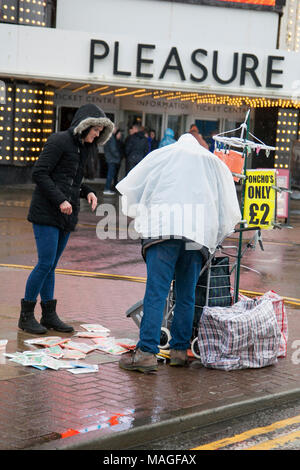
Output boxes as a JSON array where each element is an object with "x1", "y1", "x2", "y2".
[
  {"x1": 158, "y1": 128, "x2": 176, "y2": 148},
  {"x1": 103, "y1": 126, "x2": 123, "y2": 195},
  {"x1": 116, "y1": 133, "x2": 241, "y2": 373},
  {"x1": 19, "y1": 104, "x2": 114, "y2": 335},
  {"x1": 125, "y1": 123, "x2": 149, "y2": 174}
]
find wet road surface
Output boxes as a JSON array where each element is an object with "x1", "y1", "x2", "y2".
[{"x1": 1, "y1": 183, "x2": 299, "y2": 299}]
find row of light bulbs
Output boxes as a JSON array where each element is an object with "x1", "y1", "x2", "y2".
[
  {"x1": 274, "y1": 107, "x2": 299, "y2": 167},
  {"x1": 0, "y1": 156, "x2": 38, "y2": 161},
  {"x1": 0, "y1": 83, "x2": 54, "y2": 163},
  {"x1": 1, "y1": 0, "x2": 48, "y2": 26},
  {"x1": 127, "y1": 89, "x2": 300, "y2": 109}
]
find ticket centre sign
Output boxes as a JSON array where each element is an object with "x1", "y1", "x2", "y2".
[{"x1": 244, "y1": 169, "x2": 276, "y2": 229}]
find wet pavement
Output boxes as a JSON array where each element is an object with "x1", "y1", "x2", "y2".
[{"x1": 0, "y1": 182, "x2": 300, "y2": 450}]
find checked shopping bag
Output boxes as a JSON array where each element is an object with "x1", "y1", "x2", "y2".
[
  {"x1": 197, "y1": 297, "x2": 282, "y2": 371},
  {"x1": 234, "y1": 290, "x2": 288, "y2": 358}
]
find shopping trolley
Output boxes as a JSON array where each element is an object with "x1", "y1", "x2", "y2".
[{"x1": 126, "y1": 227, "x2": 264, "y2": 358}]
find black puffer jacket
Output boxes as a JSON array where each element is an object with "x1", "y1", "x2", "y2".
[
  {"x1": 27, "y1": 104, "x2": 114, "y2": 232},
  {"x1": 125, "y1": 131, "x2": 149, "y2": 164}
]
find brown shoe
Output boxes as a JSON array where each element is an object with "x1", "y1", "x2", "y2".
[
  {"x1": 169, "y1": 349, "x2": 188, "y2": 366},
  {"x1": 119, "y1": 348, "x2": 158, "y2": 373}
]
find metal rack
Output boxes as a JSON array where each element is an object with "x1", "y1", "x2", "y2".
[{"x1": 213, "y1": 109, "x2": 276, "y2": 302}]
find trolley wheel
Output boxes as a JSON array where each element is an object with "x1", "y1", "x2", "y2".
[
  {"x1": 159, "y1": 327, "x2": 171, "y2": 350},
  {"x1": 191, "y1": 337, "x2": 201, "y2": 360}
]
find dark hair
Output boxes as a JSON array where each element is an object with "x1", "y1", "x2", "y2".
[{"x1": 80, "y1": 126, "x2": 93, "y2": 140}]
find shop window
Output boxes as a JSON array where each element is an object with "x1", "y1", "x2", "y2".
[
  {"x1": 0, "y1": 81, "x2": 55, "y2": 166},
  {"x1": 0, "y1": 0, "x2": 56, "y2": 27}
]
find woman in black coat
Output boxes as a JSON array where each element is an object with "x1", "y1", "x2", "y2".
[{"x1": 19, "y1": 104, "x2": 114, "y2": 334}]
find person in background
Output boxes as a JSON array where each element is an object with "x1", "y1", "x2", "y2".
[
  {"x1": 115, "y1": 128, "x2": 125, "y2": 182},
  {"x1": 144, "y1": 128, "x2": 152, "y2": 154},
  {"x1": 19, "y1": 104, "x2": 114, "y2": 335},
  {"x1": 149, "y1": 129, "x2": 159, "y2": 151},
  {"x1": 103, "y1": 126, "x2": 123, "y2": 195},
  {"x1": 159, "y1": 128, "x2": 176, "y2": 148},
  {"x1": 125, "y1": 123, "x2": 149, "y2": 173},
  {"x1": 189, "y1": 124, "x2": 209, "y2": 150}
]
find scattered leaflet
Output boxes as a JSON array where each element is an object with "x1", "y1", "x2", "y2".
[
  {"x1": 24, "y1": 336, "x2": 69, "y2": 348},
  {"x1": 116, "y1": 338, "x2": 136, "y2": 351},
  {"x1": 0, "y1": 340, "x2": 8, "y2": 350},
  {"x1": 44, "y1": 345, "x2": 64, "y2": 358},
  {"x1": 67, "y1": 364, "x2": 99, "y2": 374},
  {"x1": 62, "y1": 349, "x2": 86, "y2": 360},
  {"x1": 63, "y1": 340, "x2": 98, "y2": 354},
  {"x1": 8, "y1": 352, "x2": 47, "y2": 370},
  {"x1": 6, "y1": 350, "x2": 94, "y2": 371},
  {"x1": 80, "y1": 324, "x2": 110, "y2": 334},
  {"x1": 92, "y1": 337, "x2": 130, "y2": 355},
  {"x1": 74, "y1": 331, "x2": 110, "y2": 338}
]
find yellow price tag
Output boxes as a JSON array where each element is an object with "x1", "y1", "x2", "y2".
[{"x1": 244, "y1": 169, "x2": 276, "y2": 230}]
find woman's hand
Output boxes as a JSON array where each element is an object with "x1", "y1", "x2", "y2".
[
  {"x1": 59, "y1": 200, "x2": 73, "y2": 215},
  {"x1": 87, "y1": 192, "x2": 97, "y2": 211}
]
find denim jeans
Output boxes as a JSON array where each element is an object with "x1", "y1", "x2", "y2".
[
  {"x1": 24, "y1": 224, "x2": 70, "y2": 302},
  {"x1": 137, "y1": 239, "x2": 203, "y2": 354},
  {"x1": 105, "y1": 162, "x2": 118, "y2": 190}
]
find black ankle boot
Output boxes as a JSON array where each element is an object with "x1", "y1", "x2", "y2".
[
  {"x1": 18, "y1": 299, "x2": 47, "y2": 335},
  {"x1": 40, "y1": 299, "x2": 74, "y2": 333}
]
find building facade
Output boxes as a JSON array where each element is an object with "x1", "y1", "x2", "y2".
[{"x1": 0, "y1": 0, "x2": 299, "y2": 185}]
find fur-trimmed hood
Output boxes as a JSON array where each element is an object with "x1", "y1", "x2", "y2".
[{"x1": 71, "y1": 104, "x2": 114, "y2": 145}]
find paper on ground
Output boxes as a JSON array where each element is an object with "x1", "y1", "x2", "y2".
[
  {"x1": 7, "y1": 351, "x2": 89, "y2": 370},
  {"x1": 116, "y1": 338, "x2": 136, "y2": 350},
  {"x1": 62, "y1": 349, "x2": 86, "y2": 360},
  {"x1": 24, "y1": 336, "x2": 69, "y2": 347},
  {"x1": 67, "y1": 364, "x2": 98, "y2": 374},
  {"x1": 44, "y1": 345, "x2": 64, "y2": 358},
  {"x1": 63, "y1": 340, "x2": 98, "y2": 354},
  {"x1": 92, "y1": 337, "x2": 130, "y2": 355},
  {"x1": 80, "y1": 324, "x2": 110, "y2": 333},
  {"x1": 74, "y1": 331, "x2": 110, "y2": 338}
]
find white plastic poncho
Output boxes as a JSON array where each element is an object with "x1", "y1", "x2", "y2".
[{"x1": 116, "y1": 133, "x2": 241, "y2": 253}]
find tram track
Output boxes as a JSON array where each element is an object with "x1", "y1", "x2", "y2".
[{"x1": 1, "y1": 263, "x2": 300, "y2": 306}]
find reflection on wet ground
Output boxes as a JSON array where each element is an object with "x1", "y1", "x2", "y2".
[{"x1": 1, "y1": 183, "x2": 300, "y2": 298}]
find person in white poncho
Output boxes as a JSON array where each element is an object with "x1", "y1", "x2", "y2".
[{"x1": 117, "y1": 133, "x2": 241, "y2": 373}]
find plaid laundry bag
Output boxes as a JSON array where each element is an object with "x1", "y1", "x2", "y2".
[
  {"x1": 197, "y1": 298, "x2": 281, "y2": 370},
  {"x1": 230, "y1": 290, "x2": 288, "y2": 358}
]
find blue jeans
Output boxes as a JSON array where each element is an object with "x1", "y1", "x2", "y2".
[
  {"x1": 24, "y1": 224, "x2": 70, "y2": 302},
  {"x1": 105, "y1": 162, "x2": 118, "y2": 190},
  {"x1": 137, "y1": 239, "x2": 203, "y2": 354}
]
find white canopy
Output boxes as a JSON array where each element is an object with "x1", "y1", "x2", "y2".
[{"x1": 116, "y1": 133, "x2": 241, "y2": 253}]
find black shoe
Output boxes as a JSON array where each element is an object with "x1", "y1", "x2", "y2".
[
  {"x1": 18, "y1": 299, "x2": 47, "y2": 335},
  {"x1": 40, "y1": 299, "x2": 74, "y2": 333}
]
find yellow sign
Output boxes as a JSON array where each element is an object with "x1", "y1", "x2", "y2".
[{"x1": 244, "y1": 169, "x2": 276, "y2": 230}]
